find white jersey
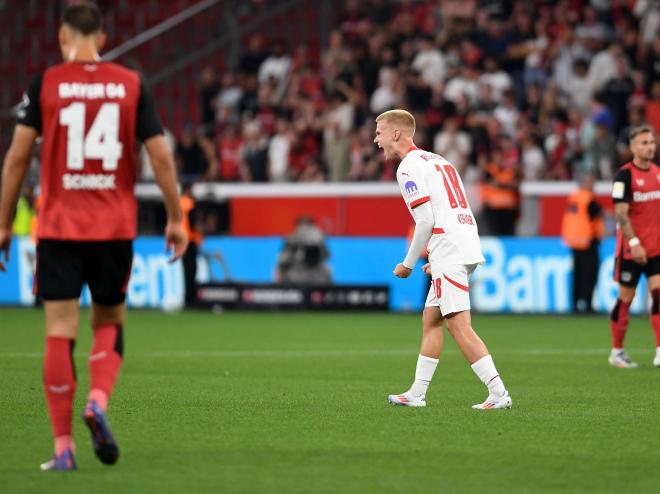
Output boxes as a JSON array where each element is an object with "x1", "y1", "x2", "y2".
[{"x1": 396, "y1": 147, "x2": 484, "y2": 265}]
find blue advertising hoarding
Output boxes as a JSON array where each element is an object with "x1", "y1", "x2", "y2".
[{"x1": 0, "y1": 236, "x2": 649, "y2": 313}]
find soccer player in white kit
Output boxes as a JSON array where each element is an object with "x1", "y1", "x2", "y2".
[{"x1": 374, "y1": 109, "x2": 512, "y2": 409}]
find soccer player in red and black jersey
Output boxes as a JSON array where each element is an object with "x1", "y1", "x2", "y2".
[
  {"x1": 0, "y1": 2, "x2": 187, "y2": 470},
  {"x1": 609, "y1": 126, "x2": 660, "y2": 369}
]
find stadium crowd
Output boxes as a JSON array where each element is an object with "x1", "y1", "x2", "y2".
[{"x1": 160, "y1": 0, "x2": 660, "y2": 189}]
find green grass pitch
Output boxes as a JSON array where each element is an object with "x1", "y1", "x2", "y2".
[{"x1": 1, "y1": 308, "x2": 660, "y2": 493}]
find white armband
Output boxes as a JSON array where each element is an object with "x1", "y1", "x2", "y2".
[{"x1": 402, "y1": 202, "x2": 434, "y2": 269}]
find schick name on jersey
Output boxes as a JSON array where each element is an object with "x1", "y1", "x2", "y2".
[{"x1": 58, "y1": 82, "x2": 126, "y2": 100}]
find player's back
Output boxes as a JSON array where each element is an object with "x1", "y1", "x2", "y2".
[
  {"x1": 37, "y1": 61, "x2": 142, "y2": 241},
  {"x1": 397, "y1": 149, "x2": 484, "y2": 265}
]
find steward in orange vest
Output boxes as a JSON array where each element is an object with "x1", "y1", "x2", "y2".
[
  {"x1": 561, "y1": 185, "x2": 605, "y2": 250},
  {"x1": 180, "y1": 184, "x2": 203, "y2": 307},
  {"x1": 561, "y1": 175, "x2": 604, "y2": 313},
  {"x1": 481, "y1": 158, "x2": 521, "y2": 236}
]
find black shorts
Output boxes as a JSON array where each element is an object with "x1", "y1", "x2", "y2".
[
  {"x1": 614, "y1": 254, "x2": 660, "y2": 287},
  {"x1": 36, "y1": 240, "x2": 133, "y2": 305}
]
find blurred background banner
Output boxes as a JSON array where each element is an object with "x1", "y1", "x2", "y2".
[{"x1": 1, "y1": 235, "x2": 648, "y2": 313}]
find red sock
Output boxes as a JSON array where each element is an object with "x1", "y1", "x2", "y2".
[
  {"x1": 651, "y1": 289, "x2": 660, "y2": 347},
  {"x1": 44, "y1": 336, "x2": 76, "y2": 454},
  {"x1": 88, "y1": 324, "x2": 123, "y2": 411},
  {"x1": 610, "y1": 298, "x2": 631, "y2": 348}
]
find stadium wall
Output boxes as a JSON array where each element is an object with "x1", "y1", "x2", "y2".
[{"x1": 0, "y1": 236, "x2": 649, "y2": 314}]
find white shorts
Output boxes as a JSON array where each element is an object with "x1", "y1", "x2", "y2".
[{"x1": 424, "y1": 263, "x2": 478, "y2": 316}]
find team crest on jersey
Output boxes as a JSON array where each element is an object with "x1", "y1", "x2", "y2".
[{"x1": 404, "y1": 181, "x2": 419, "y2": 198}]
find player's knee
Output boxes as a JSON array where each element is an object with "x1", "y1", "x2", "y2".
[
  {"x1": 91, "y1": 303, "x2": 125, "y2": 327},
  {"x1": 652, "y1": 288, "x2": 659, "y2": 315}
]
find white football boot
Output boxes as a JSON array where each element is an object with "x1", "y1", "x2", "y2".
[
  {"x1": 608, "y1": 350, "x2": 640, "y2": 369},
  {"x1": 472, "y1": 391, "x2": 512, "y2": 410},
  {"x1": 653, "y1": 348, "x2": 660, "y2": 368},
  {"x1": 387, "y1": 392, "x2": 426, "y2": 407}
]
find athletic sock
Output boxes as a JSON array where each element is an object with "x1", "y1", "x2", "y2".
[
  {"x1": 88, "y1": 324, "x2": 124, "y2": 412},
  {"x1": 651, "y1": 289, "x2": 660, "y2": 348},
  {"x1": 44, "y1": 336, "x2": 77, "y2": 455},
  {"x1": 610, "y1": 298, "x2": 631, "y2": 349},
  {"x1": 470, "y1": 354, "x2": 506, "y2": 397},
  {"x1": 409, "y1": 354, "x2": 439, "y2": 397}
]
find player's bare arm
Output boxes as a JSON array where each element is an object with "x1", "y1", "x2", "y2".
[
  {"x1": 0, "y1": 125, "x2": 38, "y2": 271},
  {"x1": 144, "y1": 134, "x2": 188, "y2": 261},
  {"x1": 614, "y1": 201, "x2": 647, "y2": 265}
]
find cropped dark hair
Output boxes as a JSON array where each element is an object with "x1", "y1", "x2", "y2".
[{"x1": 61, "y1": 1, "x2": 103, "y2": 35}]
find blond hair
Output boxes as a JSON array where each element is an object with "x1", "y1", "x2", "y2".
[
  {"x1": 629, "y1": 125, "x2": 654, "y2": 141},
  {"x1": 375, "y1": 109, "x2": 416, "y2": 136}
]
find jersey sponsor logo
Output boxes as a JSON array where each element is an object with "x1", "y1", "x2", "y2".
[
  {"x1": 456, "y1": 213, "x2": 475, "y2": 225},
  {"x1": 58, "y1": 82, "x2": 126, "y2": 100},
  {"x1": 62, "y1": 173, "x2": 116, "y2": 190},
  {"x1": 16, "y1": 91, "x2": 30, "y2": 119},
  {"x1": 612, "y1": 181, "x2": 625, "y2": 199},
  {"x1": 632, "y1": 190, "x2": 660, "y2": 202},
  {"x1": 404, "y1": 181, "x2": 419, "y2": 197}
]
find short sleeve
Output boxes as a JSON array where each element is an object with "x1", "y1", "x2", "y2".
[
  {"x1": 136, "y1": 76, "x2": 164, "y2": 142},
  {"x1": 16, "y1": 74, "x2": 43, "y2": 133},
  {"x1": 398, "y1": 157, "x2": 431, "y2": 209},
  {"x1": 611, "y1": 168, "x2": 631, "y2": 204}
]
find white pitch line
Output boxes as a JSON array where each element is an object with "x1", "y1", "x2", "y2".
[{"x1": 0, "y1": 348, "x2": 649, "y2": 359}]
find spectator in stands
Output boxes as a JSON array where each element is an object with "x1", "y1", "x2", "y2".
[
  {"x1": 616, "y1": 103, "x2": 646, "y2": 163},
  {"x1": 215, "y1": 124, "x2": 243, "y2": 182},
  {"x1": 604, "y1": 57, "x2": 635, "y2": 134},
  {"x1": 298, "y1": 156, "x2": 326, "y2": 183},
  {"x1": 521, "y1": 134, "x2": 545, "y2": 181},
  {"x1": 215, "y1": 72, "x2": 243, "y2": 127},
  {"x1": 239, "y1": 120, "x2": 269, "y2": 182},
  {"x1": 565, "y1": 58, "x2": 593, "y2": 117},
  {"x1": 479, "y1": 57, "x2": 513, "y2": 103},
  {"x1": 433, "y1": 115, "x2": 471, "y2": 174},
  {"x1": 139, "y1": 127, "x2": 175, "y2": 182},
  {"x1": 268, "y1": 117, "x2": 292, "y2": 182},
  {"x1": 586, "y1": 116, "x2": 618, "y2": 179},
  {"x1": 575, "y1": 5, "x2": 610, "y2": 54},
  {"x1": 349, "y1": 122, "x2": 386, "y2": 181},
  {"x1": 258, "y1": 41, "x2": 291, "y2": 96},
  {"x1": 239, "y1": 34, "x2": 267, "y2": 77},
  {"x1": 323, "y1": 90, "x2": 354, "y2": 181},
  {"x1": 410, "y1": 34, "x2": 446, "y2": 88},
  {"x1": 404, "y1": 68, "x2": 432, "y2": 114},
  {"x1": 199, "y1": 66, "x2": 219, "y2": 137},
  {"x1": 646, "y1": 81, "x2": 660, "y2": 134},
  {"x1": 370, "y1": 66, "x2": 403, "y2": 114},
  {"x1": 493, "y1": 89, "x2": 520, "y2": 138},
  {"x1": 175, "y1": 125, "x2": 208, "y2": 184},
  {"x1": 643, "y1": 35, "x2": 660, "y2": 95},
  {"x1": 588, "y1": 42, "x2": 623, "y2": 95}
]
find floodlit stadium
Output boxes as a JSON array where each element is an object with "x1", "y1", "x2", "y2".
[{"x1": 1, "y1": 1, "x2": 660, "y2": 493}]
